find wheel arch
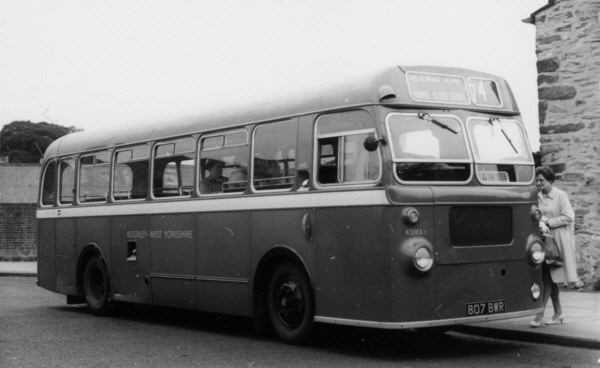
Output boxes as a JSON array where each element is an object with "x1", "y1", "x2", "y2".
[
  {"x1": 75, "y1": 243, "x2": 108, "y2": 296},
  {"x1": 251, "y1": 246, "x2": 315, "y2": 332}
]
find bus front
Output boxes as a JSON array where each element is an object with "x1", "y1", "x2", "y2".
[{"x1": 382, "y1": 67, "x2": 545, "y2": 328}]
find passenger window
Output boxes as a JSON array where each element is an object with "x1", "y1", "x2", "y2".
[
  {"x1": 252, "y1": 121, "x2": 297, "y2": 191},
  {"x1": 79, "y1": 152, "x2": 110, "y2": 203},
  {"x1": 58, "y1": 158, "x2": 75, "y2": 205},
  {"x1": 113, "y1": 146, "x2": 149, "y2": 200},
  {"x1": 199, "y1": 130, "x2": 249, "y2": 194},
  {"x1": 153, "y1": 139, "x2": 195, "y2": 198},
  {"x1": 315, "y1": 111, "x2": 381, "y2": 185},
  {"x1": 41, "y1": 161, "x2": 57, "y2": 206}
]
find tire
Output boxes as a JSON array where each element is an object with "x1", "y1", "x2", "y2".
[
  {"x1": 267, "y1": 261, "x2": 314, "y2": 344},
  {"x1": 82, "y1": 256, "x2": 112, "y2": 315}
]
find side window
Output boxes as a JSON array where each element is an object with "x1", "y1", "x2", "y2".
[
  {"x1": 199, "y1": 130, "x2": 249, "y2": 194},
  {"x1": 113, "y1": 146, "x2": 149, "y2": 200},
  {"x1": 153, "y1": 138, "x2": 195, "y2": 198},
  {"x1": 79, "y1": 152, "x2": 110, "y2": 203},
  {"x1": 315, "y1": 111, "x2": 381, "y2": 186},
  {"x1": 41, "y1": 161, "x2": 57, "y2": 206},
  {"x1": 252, "y1": 121, "x2": 297, "y2": 191},
  {"x1": 58, "y1": 158, "x2": 75, "y2": 205}
]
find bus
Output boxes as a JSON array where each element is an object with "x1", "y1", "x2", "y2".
[{"x1": 37, "y1": 65, "x2": 546, "y2": 343}]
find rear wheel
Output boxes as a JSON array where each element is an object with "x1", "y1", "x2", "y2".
[
  {"x1": 267, "y1": 261, "x2": 314, "y2": 344},
  {"x1": 82, "y1": 256, "x2": 112, "y2": 315}
]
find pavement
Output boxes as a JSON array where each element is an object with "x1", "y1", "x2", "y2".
[{"x1": 2, "y1": 261, "x2": 599, "y2": 350}]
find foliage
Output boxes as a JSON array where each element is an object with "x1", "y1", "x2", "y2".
[{"x1": 0, "y1": 121, "x2": 80, "y2": 163}]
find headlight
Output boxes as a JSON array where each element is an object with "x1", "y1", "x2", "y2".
[
  {"x1": 413, "y1": 245, "x2": 433, "y2": 272},
  {"x1": 529, "y1": 240, "x2": 545, "y2": 265}
]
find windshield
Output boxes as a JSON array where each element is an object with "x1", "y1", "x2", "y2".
[
  {"x1": 467, "y1": 117, "x2": 534, "y2": 184},
  {"x1": 386, "y1": 113, "x2": 471, "y2": 182},
  {"x1": 467, "y1": 118, "x2": 531, "y2": 163},
  {"x1": 386, "y1": 113, "x2": 534, "y2": 184}
]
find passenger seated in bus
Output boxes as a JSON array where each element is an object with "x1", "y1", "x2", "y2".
[
  {"x1": 253, "y1": 158, "x2": 282, "y2": 188},
  {"x1": 200, "y1": 160, "x2": 227, "y2": 193},
  {"x1": 225, "y1": 167, "x2": 247, "y2": 190}
]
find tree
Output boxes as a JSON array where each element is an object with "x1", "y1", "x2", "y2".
[{"x1": 0, "y1": 121, "x2": 80, "y2": 163}]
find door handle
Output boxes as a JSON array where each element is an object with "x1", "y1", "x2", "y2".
[{"x1": 302, "y1": 212, "x2": 312, "y2": 241}]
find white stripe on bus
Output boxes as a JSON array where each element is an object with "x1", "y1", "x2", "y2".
[{"x1": 37, "y1": 189, "x2": 389, "y2": 218}]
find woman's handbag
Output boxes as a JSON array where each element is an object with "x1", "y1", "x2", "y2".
[{"x1": 542, "y1": 233, "x2": 563, "y2": 266}]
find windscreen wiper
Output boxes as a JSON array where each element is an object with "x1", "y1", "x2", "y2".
[
  {"x1": 488, "y1": 118, "x2": 518, "y2": 154},
  {"x1": 417, "y1": 113, "x2": 458, "y2": 134}
]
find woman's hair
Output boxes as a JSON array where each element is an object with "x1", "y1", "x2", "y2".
[{"x1": 535, "y1": 166, "x2": 555, "y2": 183}]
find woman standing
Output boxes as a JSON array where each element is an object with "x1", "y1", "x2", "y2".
[{"x1": 530, "y1": 166, "x2": 580, "y2": 327}]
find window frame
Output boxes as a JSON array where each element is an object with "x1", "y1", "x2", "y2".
[
  {"x1": 40, "y1": 160, "x2": 57, "y2": 207},
  {"x1": 385, "y1": 112, "x2": 473, "y2": 185},
  {"x1": 112, "y1": 145, "x2": 150, "y2": 202},
  {"x1": 77, "y1": 150, "x2": 111, "y2": 205},
  {"x1": 57, "y1": 157, "x2": 76, "y2": 206},
  {"x1": 466, "y1": 116, "x2": 535, "y2": 186},
  {"x1": 151, "y1": 137, "x2": 197, "y2": 200},
  {"x1": 313, "y1": 111, "x2": 382, "y2": 189},
  {"x1": 198, "y1": 128, "x2": 250, "y2": 196},
  {"x1": 250, "y1": 120, "x2": 298, "y2": 193}
]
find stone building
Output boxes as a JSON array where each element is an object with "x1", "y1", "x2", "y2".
[
  {"x1": 0, "y1": 164, "x2": 40, "y2": 260},
  {"x1": 526, "y1": 0, "x2": 600, "y2": 289}
]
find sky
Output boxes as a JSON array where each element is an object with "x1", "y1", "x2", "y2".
[{"x1": 0, "y1": 0, "x2": 547, "y2": 150}]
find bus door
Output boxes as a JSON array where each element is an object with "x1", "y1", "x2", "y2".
[{"x1": 312, "y1": 110, "x2": 387, "y2": 321}]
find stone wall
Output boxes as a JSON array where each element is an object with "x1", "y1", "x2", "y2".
[
  {"x1": 0, "y1": 164, "x2": 40, "y2": 261},
  {"x1": 528, "y1": 0, "x2": 600, "y2": 289}
]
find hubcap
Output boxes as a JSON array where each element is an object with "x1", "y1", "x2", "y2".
[{"x1": 274, "y1": 278, "x2": 304, "y2": 328}]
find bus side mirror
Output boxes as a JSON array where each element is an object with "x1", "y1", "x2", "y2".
[{"x1": 364, "y1": 136, "x2": 386, "y2": 152}]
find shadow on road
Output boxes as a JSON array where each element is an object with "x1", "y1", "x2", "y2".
[{"x1": 54, "y1": 302, "x2": 523, "y2": 360}]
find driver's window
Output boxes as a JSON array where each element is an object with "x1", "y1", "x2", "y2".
[{"x1": 315, "y1": 110, "x2": 381, "y2": 186}]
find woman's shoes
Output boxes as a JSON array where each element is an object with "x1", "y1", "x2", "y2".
[
  {"x1": 529, "y1": 319, "x2": 544, "y2": 328},
  {"x1": 545, "y1": 313, "x2": 564, "y2": 325}
]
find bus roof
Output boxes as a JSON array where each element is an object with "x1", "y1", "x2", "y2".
[{"x1": 43, "y1": 65, "x2": 519, "y2": 159}]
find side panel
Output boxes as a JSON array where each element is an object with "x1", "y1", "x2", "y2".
[
  {"x1": 37, "y1": 219, "x2": 56, "y2": 291},
  {"x1": 315, "y1": 204, "x2": 388, "y2": 321},
  {"x1": 196, "y1": 210, "x2": 250, "y2": 315},
  {"x1": 110, "y1": 215, "x2": 152, "y2": 304},
  {"x1": 149, "y1": 213, "x2": 195, "y2": 308}
]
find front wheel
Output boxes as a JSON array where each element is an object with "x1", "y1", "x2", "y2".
[
  {"x1": 82, "y1": 256, "x2": 112, "y2": 315},
  {"x1": 267, "y1": 261, "x2": 314, "y2": 344}
]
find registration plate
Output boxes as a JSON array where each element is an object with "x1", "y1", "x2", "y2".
[{"x1": 465, "y1": 300, "x2": 506, "y2": 316}]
